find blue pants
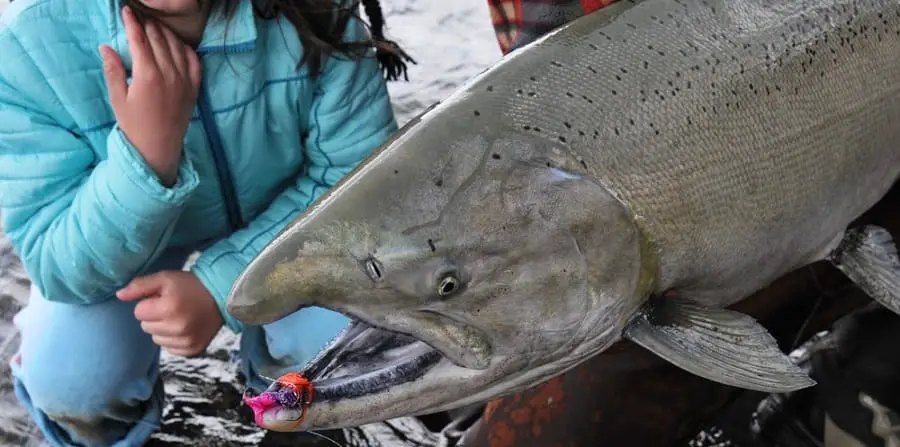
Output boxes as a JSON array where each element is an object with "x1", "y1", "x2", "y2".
[{"x1": 9, "y1": 251, "x2": 350, "y2": 447}]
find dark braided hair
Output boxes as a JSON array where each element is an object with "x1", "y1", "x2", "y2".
[
  {"x1": 122, "y1": 0, "x2": 416, "y2": 81},
  {"x1": 359, "y1": 0, "x2": 415, "y2": 81}
]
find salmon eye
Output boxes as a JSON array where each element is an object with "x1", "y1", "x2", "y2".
[
  {"x1": 437, "y1": 274, "x2": 461, "y2": 297},
  {"x1": 364, "y1": 258, "x2": 384, "y2": 282}
]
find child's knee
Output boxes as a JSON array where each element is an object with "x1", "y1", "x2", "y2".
[
  {"x1": 13, "y1": 364, "x2": 158, "y2": 446},
  {"x1": 19, "y1": 354, "x2": 146, "y2": 417},
  {"x1": 14, "y1": 288, "x2": 161, "y2": 418},
  {"x1": 15, "y1": 335, "x2": 162, "y2": 445}
]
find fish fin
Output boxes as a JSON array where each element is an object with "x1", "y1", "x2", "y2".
[
  {"x1": 624, "y1": 298, "x2": 815, "y2": 393},
  {"x1": 827, "y1": 225, "x2": 900, "y2": 316}
]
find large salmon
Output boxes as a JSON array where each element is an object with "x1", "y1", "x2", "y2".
[{"x1": 228, "y1": 0, "x2": 900, "y2": 431}]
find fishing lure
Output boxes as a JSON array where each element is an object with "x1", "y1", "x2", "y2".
[
  {"x1": 243, "y1": 372, "x2": 314, "y2": 430},
  {"x1": 275, "y1": 372, "x2": 315, "y2": 410}
]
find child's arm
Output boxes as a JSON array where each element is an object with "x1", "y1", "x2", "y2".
[
  {"x1": 190, "y1": 19, "x2": 398, "y2": 334},
  {"x1": 0, "y1": 28, "x2": 200, "y2": 304}
]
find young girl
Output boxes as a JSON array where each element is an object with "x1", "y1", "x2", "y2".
[{"x1": 0, "y1": 0, "x2": 411, "y2": 444}]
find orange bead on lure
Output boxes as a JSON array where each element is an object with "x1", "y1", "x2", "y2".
[{"x1": 243, "y1": 372, "x2": 314, "y2": 430}]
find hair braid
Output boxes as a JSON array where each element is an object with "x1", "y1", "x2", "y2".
[{"x1": 360, "y1": 0, "x2": 416, "y2": 81}]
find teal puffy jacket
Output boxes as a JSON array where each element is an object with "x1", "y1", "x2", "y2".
[{"x1": 0, "y1": 0, "x2": 398, "y2": 333}]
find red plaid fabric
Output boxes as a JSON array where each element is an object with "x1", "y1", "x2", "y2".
[{"x1": 488, "y1": 0, "x2": 619, "y2": 54}]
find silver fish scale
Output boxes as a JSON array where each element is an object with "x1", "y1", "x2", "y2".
[{"x1": 464, "y1": 0, "x2": 900, "y2": 306}]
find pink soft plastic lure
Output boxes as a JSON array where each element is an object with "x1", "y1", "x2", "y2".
[
  {"x1": 242, "y1": 372, "x2": 314, "y2": 429},
  {"x1": 243, "y1": 392, "x2": 278, "y2": 427}
]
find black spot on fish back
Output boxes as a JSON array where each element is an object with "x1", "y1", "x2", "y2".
[{"x1": 497, "y1": 0, "x2": 900, "y2": 173}]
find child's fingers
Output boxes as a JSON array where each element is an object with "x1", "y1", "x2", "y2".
[
  {"x1": 185, "y1": 46, "x2": 202, "y2": 91},
  {"x1": 166, "y1": 347, "x2": 202, "y2": 358},
  {"x1": 121, "y1": 6, "x2": 158, "y2": 75},
  {"x1": 160, "y1": 24, "x2": 188, "y2": 78},
  {"x1": 152, "y1": 335, "x2": 204, "y2": 357},
  {"x1": 144, "y1": 21, "x2": 175, "y2": 77},
  {"x1": 140, "y1": 320, "x2": 184, "y2": 337},
  {"x1": 117, "y1": 273, "x2": 166, "y2": 301},
  {"x1": 151, "y1": 334, "x2": 192, "y2": 350},
  {"x1": 99, "y1": 45, "x2": 127, "y2": 108},
  {"x1": 133, "y1": 296, "x2": 168, "y2": 322}
]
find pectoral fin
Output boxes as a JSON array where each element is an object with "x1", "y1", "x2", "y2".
[
  {"x1": 624, "y1": 298, "x2": 815, "y2": 393},
  {"x1": 828, "y1": 225, "x2": 900, "y2": 316}
]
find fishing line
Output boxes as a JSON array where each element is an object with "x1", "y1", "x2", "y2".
[{"x1": 303, "y1": 430, "x2": 345, "y2": 447}]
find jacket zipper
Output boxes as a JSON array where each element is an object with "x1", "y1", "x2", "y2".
[{"x1": 197, "y1": 84, "x2": 244, "y2": 232}]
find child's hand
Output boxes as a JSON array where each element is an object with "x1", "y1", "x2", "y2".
[
  {"x1": 99, "y1": 6, "x2": 202, "y2": 187},
  {"x1": 117, "y1": 271, "x2": 223, "y2": 357}
]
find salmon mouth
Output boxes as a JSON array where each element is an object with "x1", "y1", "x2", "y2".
[
  {"x1": 243, "y1": 321, "x2": 443, "y2": 431},
  {"x1": 303, "y1": 322, "x2": 444, "y2": 401}
]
